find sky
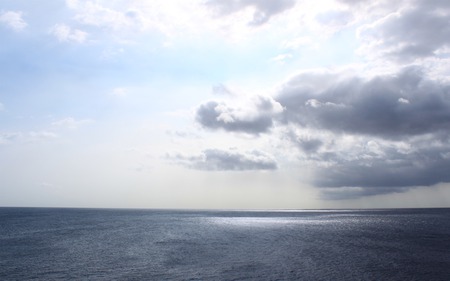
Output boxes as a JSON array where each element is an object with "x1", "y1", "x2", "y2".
[{"x1": 1, "y1": 0, "x2": 450, "y2": 209}]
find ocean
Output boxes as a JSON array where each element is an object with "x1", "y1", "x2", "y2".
[{"x1": 1, "y1": 208, "x2": 449, "y2": 280}]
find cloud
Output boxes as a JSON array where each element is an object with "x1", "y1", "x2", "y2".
[
  {"x1": 166, "y1": 130, "x2": 200, "y2": 139},
  {"x1": 275, "y1": 66, "x2": 450, "y2": 196},
  {"x1": 315, "y1": 10, "x2": 353, "y2": 28},
  {"x1": 171, "y1": 149, "x2": 277, "y2": 171},
  {"x1": 0, "y1": 11, "x2": 27, "y2": 31},
  {"x1": 196, "y1": 95, "x2": 283, "y2": 135},
  {"x1": 278, "y1": 67, "x2": 450, "y2": 139},
  {"x1": 212, "y1": 84, "x2": 233, "y2": 96},
  {"x1": 51, "y1": 117, "x2": 93, "y2": 129},
  {"x1": 190, "y1": 65, "x2": 450, "y2": 196},
  {"x1": 1, "y1": 131, "x2": 58, "y2": 145},
  {"x1": 49, "y1": 24, "x2": 88, "y2": 43},
  {"x1": 283, "y1": 124, "x2": 450, "y2": 198},
  {"x1": 282, "y1": 37, "x2": 314, "y2": 50},
  {"x1": 311, "y1": 134, "x2": 450, "y2": 198},
  {"x1": 205, "y1": 0, "x2": 296, "y2": 26},
  {"x1": 286, "y1": 130, "x2": 323, "y2": 153},
  {"x1": 270, "y1": 53, "x2": 293, "y2": 64},
  {"x1": 0, "y1": 132, "x2": 21, "y2": 145},
  {"x1": 358, "y1": 1, "x2": 450, "y2": 62},
  {"x1": 111, "y1": 87, "x2": 129, "y2": 97},
  {"x1": 27, "y1": 131, "x2": 59, "y2": 142},
  {"x1": 39, "y1": 182, "x2": 55, "y2": 188},
  {"x1": 320, "y1": 186, "x2": 412, "y2": 200},
  {"x1": 66, "y1": 0, "x2": 146, "y2": 31},
  {"x1": 0, "y1": 102, "x2": 4, "y2": 111}
]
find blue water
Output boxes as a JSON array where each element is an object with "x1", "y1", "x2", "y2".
[{"x1": 1, "y1": 208, "x2": 450, "y2": 280}]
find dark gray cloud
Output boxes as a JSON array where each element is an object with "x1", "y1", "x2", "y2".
[
  {"x1": 285, "y1": 125, "x2": 450, "y2": 198},
  {"x1": 285, "y1": 130, "x2": 323, "y2": 153},
  {"x1": 205, "y1": 0, "x2": 296, "y2": 25},
  {"x1": 314, "y1": 144, "x2": 450, "y2": 188},
  {"x1": 314, "y1": 139, "x2": 450, "y2": 199},
  {"x1": 278, "y1": 66, "x2": 450, "y2": 197},
  {"x1": 359, "y1": 1, "x2": 450, "y2": 62},
  {"x1": 171, "y1": 149, "x2": 277, "y2": 171},
  {"x1": 196, "y1": 96, "x2": 283, "y2": 135},
  {"x1": 278, "y1": 67, "x2": 450, "y2": 139},
  {"x1": 320, "y1": 186, "x2": 412, "y2": 200}
]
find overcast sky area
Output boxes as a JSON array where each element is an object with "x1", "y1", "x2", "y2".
[{"x1": 1, "y1": 0, "x2": 450, "y2": 209}]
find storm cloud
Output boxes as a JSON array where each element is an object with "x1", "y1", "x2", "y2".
[
  {"x1": 278, "y1": 67, "x2": 450, "y2": 139},
  {"x1": 277, "y1": 66, "x2": 450, "y2": 196},
  {"x1": 314, "y1": 138, "x2": 450, "y2": 187}
]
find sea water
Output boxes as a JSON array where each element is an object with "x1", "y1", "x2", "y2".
[{"x1": 1, "y1": 208, "x2": 449, "y2": 280}]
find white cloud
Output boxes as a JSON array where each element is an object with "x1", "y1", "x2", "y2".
[
  {"x1": 0, "y1": 11, "x2": 27, "y2": 31},
  {"x1": 50, "y1": 23, "x2": 88, "y2": 43},
  {"x1": 282, "y1": 36, "x2": 315, "y2": 50},
  {"x1": 0, "y1": 131, "x2": 58, "y2": 145},
  {"x1": 27, "y1": 131, "x2": 59, "y2": 142},
  {"x1": 0, "y1": 102, "x2": 4, "y2": 111},
  {"x1": 270, "y1": 53, "x2": 293, "y2": 64},
  {"x1": 111, "y1": 87, "x2": 129, "y2": 97},
  {"x1": 398, "y1": 97, "x2": 410, "y2": 104},
  {"x1": 66, "y1": 0, "x2": 147, "y2": 31},
  {"x1": 39, "y1": 182, "x2": 54, "y2": 188},
  {"x1": 52, "y1": 117, "x2": 93, "y2": 129}
]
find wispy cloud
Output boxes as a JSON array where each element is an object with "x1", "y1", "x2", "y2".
[
  {"x1": 0, "y1": 11, "x2": 27, "y2": 31},
  {"x1": 111, "y1": 87, "x2": 129, "y2": 97},
  {"x1": 49, "y1": 24, "x2": 88, "y2": 43},
  {"x1": 170, "y1": 149, "x2": 277, "y2": 171},
  {"x1": 0, "y1": 131, "x2": 58, "y2": 145},
  {"x1": 51, "y1": 117, "x2": 93, "y2": 129}
]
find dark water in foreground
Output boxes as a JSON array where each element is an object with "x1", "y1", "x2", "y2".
[{"x1": 1, "y1": 208, "x2": 450, "y2": 280}]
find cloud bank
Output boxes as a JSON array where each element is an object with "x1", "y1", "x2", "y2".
[
  {"x1": 171, "y1": 0, "x2": 450, "y2": 199},
  {"x1": 280, "y1": 67, "x2": 450, "y2": 197},
  {"x1": 193, "y1": 66, "x2": 450, "y2": 198}
]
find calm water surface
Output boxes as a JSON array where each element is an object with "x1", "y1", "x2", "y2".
[{"x1": 1, "y1": 208, "x2": 450, "y2": 280}]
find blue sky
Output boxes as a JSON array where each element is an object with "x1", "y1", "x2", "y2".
[{"x1": 1, "y1": 0, "x2": 450, "y2": 209}]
